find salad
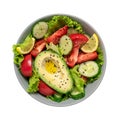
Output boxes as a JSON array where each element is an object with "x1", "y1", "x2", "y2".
[{"x1": 13, "y1": 15, "x2": 104, "y2": 102}]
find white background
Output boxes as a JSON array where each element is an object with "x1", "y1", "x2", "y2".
[{"x1": 0, "y1": 0, "x2": 120, "y2": 120}]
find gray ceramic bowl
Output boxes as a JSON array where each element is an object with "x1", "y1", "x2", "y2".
[{"x1": 14, "y1": 14, "x2": 106, "y2": 107}]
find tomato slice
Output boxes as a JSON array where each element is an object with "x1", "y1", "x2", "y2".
[
  {"x1": 77, "y1": 52, "x2": 98, "y2": 64},
  {"x1": 46, "y1": 25, "x2": 68, "y2": 44},
  {"x1": 66, "y1": 46, "x2": 79, "y2": 67},
  {"x1": 20, "y1": 54, "x2": 32, "y2": 77},
  {"x1": 69, "y1": 34, "x2": 88, "y2": 47},
  {"x1": 66, "y1": 34, "x2": 88, "y2": 67},
  {"x1": 31, "y1": 40, "x2": 46, "y2": 57},
  {"x1": 38, "y1": 80, "x2": 56, "y2": 96}
]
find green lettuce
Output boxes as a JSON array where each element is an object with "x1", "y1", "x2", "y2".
[
  {"x1": 46, "y1": 42, "x2": 61, "y2": 54},
  {"x1": 12, "y1": 44, "x2": 24, "y2": 67},
  {"x1": 27, "y1": 68, "x2": 40, "y2": 93},
  {"x1": 70, "y1": 65, "x2": 86, "y2": 99},
  {"x1": 70, "y1": 65, "x2": 86, "y2": 90},
  {"x1": 96, "y1": 46, "x2": 104, "y2": 65},
  {"x1": 45, "y1": 15, "x2": 84, "y2": 38}
]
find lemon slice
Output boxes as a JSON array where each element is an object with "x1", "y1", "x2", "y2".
[
  {"x1": 16, "y1": 35, "x2": 35, "y2": 54},
  {"x1": 81, "y1": 33, "x2": 99, "y2": 53}
]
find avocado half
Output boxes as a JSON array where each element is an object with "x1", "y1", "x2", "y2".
[{"x1": 34, "y1": 50, "x2": 73, "y2": 94}]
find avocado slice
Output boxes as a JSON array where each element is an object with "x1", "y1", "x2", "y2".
[{"x1": 34, "y1": 50, "x2": 73, "y2": 94}]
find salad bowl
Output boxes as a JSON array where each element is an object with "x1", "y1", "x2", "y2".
[{"x1": 14, "y1": 14, "x2": 106, "y2": 107}]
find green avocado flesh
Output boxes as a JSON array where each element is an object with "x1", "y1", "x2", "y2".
[{"x1": 34, "y1": 50, "x2": 73, "y2": 94}]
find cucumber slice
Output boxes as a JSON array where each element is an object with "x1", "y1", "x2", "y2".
[
  {"x1": 59, "y1": 35, "x2": 73, "y2": 55},
  {"x1": 67, "y1": 28, "x2": 78, "y2": 35},
  {"x1": 32, "y1": 22, "x2": 48, "y2": 39},
  {"x1": 79, "y1": 61, "x2": 99, "y2": 77}
]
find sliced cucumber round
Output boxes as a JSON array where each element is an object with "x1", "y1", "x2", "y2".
[
  {"x1": 32, "y1": 21, "x2": 48, "y2": 39},
  {"x1": 67, "y1": 28, "x2": 78, "y2": 35},
  {"x1": 59, "y1": 35, "x2": 73, "y2": 55},
  {"x1": 79, "y1": 61, "x2": 99, "y2": 77}
]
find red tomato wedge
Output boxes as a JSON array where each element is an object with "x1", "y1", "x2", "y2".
[
  {"x1": 77, "y1": 52, "x2": 98, "y2": 64},
  {"x1": 38, "y1": 80, "x2": 56, "y2": 96},
  {"x1": 46, "y1": 25, "x2": 68, "y2": 44},
  {"x1": 31, "y1": 40, "x2": 46, "y2": 57},
  {"x1": 20, "y1": 54, "x2": 32, "y2": 77},
  {"x1": 66, "y1": 34, "x2": 88, "y2": 67},
  {"x1": 66, "y1": 46, "x2": 79, "y2": 67},
  {"x1": 69, "y1": 34, "x2": 88, "y2": 48}
]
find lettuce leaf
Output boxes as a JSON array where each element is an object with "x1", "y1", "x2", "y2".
[
  {"x1": 70, "y1": 65, "x2": 86, "y2": 90},
  {"x1": 46, "y1": 42, "x2": 61, "y2": 54},
  {"x1": 96, "y1": 46, "x2": 104, "y2": 65},
  {"x1": 12, "y1": 44, "x2": 24, "y2": 67},
  {"x1": 70, "y1": 65, "x2": 86, "y2": 99},
  {"x1": 27, "y1": 68, "x2": 40, "y2": 93},
  {"x1": 45, "y1": 15, "x2": 84, "y2": 38}
]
